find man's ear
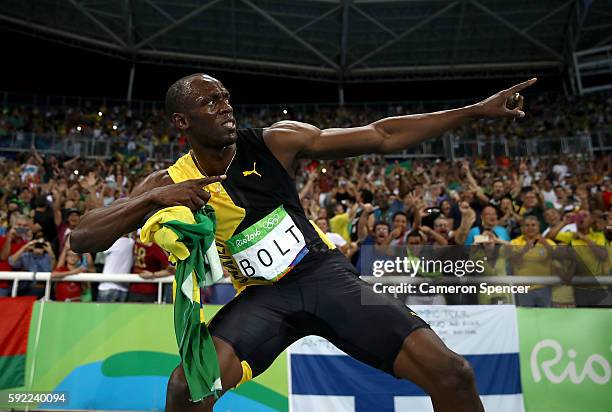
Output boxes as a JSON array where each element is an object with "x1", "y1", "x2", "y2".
[{"x1": 171, "y1": 113, "x2": 189, "y2": 130}]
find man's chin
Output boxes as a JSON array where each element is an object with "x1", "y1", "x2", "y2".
[{"x1": 223, "y1": 131, "x2": 238, "y2": 146}]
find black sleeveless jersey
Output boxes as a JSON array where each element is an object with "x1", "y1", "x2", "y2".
[{"x1": 167, "y1": 128, "x2": 333, "y2": 290}]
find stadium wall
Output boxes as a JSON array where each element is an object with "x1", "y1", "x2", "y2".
[{"x1": 0, "y1": 300, "x2": 610, "y2": 412}]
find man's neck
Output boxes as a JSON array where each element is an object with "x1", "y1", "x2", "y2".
[{"x1": 191, "y1": 144, "x2": 236, "y2": 176}]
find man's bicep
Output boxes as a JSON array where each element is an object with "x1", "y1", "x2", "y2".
[
  {"x1": 301, "y1": 125, "x2": 384, "y2": 159},
  {"x1": 263, "y1": 122, "x2": 318, "y2": 170},
  {"x1": 264, "y1": 121, "x2": 385, "y2": 162}
]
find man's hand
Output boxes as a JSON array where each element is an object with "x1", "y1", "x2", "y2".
[
  {"x1": 148, "y1": 175, "x2": 226, "y2": 211},
  {"x1": 459, "y1": 201, "x2": 476, "y2": 222},
  {"x1": 475, "y1": 78, "x2": 537, "y2": 119}
]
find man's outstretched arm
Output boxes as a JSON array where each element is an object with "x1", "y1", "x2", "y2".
[
  {"x1": 264, "y1": 78, "x2": 536, "y2": 169},
  {"x1": 70, "y1": 171, "x2": 225, "y2": 254}
]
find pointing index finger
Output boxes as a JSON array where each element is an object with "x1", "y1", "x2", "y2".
[
  {"x1": 506, "y1": 77, "x2": 537, "y2": 94},
  {"x1": 198, "y1": 175, "x2": 227, "y2": 186}
]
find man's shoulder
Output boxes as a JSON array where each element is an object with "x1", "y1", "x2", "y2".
[{"x1": 262, "y1": 121, "x2": 320, "y2": 142}]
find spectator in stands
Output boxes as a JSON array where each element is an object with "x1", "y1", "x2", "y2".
[
  {"x1": 52, "y1": 245, "x2": 88, "y2": 302},
  {"x1": 432, "y1": 216, "x2": 455, "y2": 244},
  {"x1": 9, "y1": 237, "x2": 55, "y2": 298},
  {"x1": 389, "y1": 212, "x2": 410, "y2": 247},
  {"x1": 97, "y1": 234, "x2": 134, "y2": 302},
  {"x1": 506, "y1": 215, "x2": 558, "y2": 307},
  {"x1": 355, "y1": 219, "x2": 392, "y2": 276},
  {"x1": 54, "y1": 205, "x2": 81, "y2": 254},
  {"x1": 315, "y1": 217, "x2": 349, "y2": 253},
  {"x1": 457, "y1": 205, "x2": 510, "y2": 246},
  {"x1": 0, "y1": 93, "x2": 611, "y2": 307},
  {"x1": 547, "y1": 210, "x2": 610, "y2": 307},
  {"x1": 470, "y1": 230, "x2": 512, "y2": 304},
  {"x1": 518, "y1": 188, "x2": 545, "y2": 231},
  {"x1": 405, "y1": 230, "x2": 446, "y2": 305},
  {"x1": 498, "y1": 197, "x2": 522, "y2": 238},
  {"x1": 0, "y1": 214, "x2": 33, "y2": 296},
  {"x1": 542, "y1": 208, "x2": 574, "y2": 236},
  {"x1": 129, "y1": 237, "x2": 173, "y2": 303},
  {"x1": 32, "y1": 195, "x2": 58, "y2": 249}
]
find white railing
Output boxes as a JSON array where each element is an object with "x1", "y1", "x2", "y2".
[
  {"x1": 0, "y1": 271, "x2": 231, "y2": 304},
  {"x1": 360, "y1": 275, "x2": 612, "y2": 286},
  {"x1": 2, "y1": 271, "x2": 609, "y2": 304}
]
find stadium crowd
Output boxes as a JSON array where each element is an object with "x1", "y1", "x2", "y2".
[
  {"x1": 1, "y1": 91, "x2": 611, "y2": 159},
  {"x1": 0, "y1": 93, "x2": 611, "y2": 307}
]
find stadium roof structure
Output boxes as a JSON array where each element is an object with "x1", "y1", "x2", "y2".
[{"x1": 1, "y1": 0, "x2": 611, "y2": 84}]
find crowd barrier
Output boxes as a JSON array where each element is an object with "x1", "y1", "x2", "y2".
[
  {"x1": 0, "y1": 298, "x2": 610, "y2": 411},
  {"x1": 2, "y1": 271, "x2": 611, "y2": 304}
]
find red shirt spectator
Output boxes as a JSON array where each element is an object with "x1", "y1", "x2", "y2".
[
  {"x1": 0, "y1": 223, "x2": 31, "y2": 290},
  {"x1": 130, "y1": 240, "x2": 170, "y2": 296},
  {"x1": 51, "y1": 249, "x2": 87, "y2": 302},
  {"x1": 53, "y1": 266, "x2": 82, "y2": 301}
]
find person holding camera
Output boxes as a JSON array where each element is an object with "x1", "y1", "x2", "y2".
[
  {"x1": 8, "y1": 237, "x2": 56, "y2": 298},
  {"x1": 0, "y1": 214, "x2": 35, "y2": 296}
]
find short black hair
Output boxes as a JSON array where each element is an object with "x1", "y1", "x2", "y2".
[
  {"x1": 165, "y1": 73, "x2": 201, "y2": 115},
  {"x1": 406, "y1": 230, "x2": 422, "y2": 240},
  {"x1": 374, "y1": 221, "x2": 390, "y2": 231},
  {"x1": 392, "y1": 211, "x2": 408, "y2": 221},
  {"x1": 359, "y1": 189, "x2": 374, "y2": 204}
]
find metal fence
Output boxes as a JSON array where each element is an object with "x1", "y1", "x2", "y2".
[
  {"x1": 2, "y1": 130, "x2": 610, "y2": 161},
  {"x1": 1, "y1": 271, "x2": 610, "y2": 304}
]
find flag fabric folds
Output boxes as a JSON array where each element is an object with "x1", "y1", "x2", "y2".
[{"x1": 141, "y1": 205, "x2": 224, "y2": 402}]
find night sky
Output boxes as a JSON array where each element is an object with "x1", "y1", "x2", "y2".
[{"x1": 1, "y1": 28, "x2": 564, "y2": 106}]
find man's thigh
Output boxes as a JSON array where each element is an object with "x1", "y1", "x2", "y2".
[
  {"x1": 208, "y1": 281, "x2": 305, "y2": 378},
  {"x1": 306, "y1": 253, "x2": 430, "y2": 375}
]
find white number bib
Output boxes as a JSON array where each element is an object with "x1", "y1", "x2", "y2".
[{"x1": 227, "y1": 205, "x2": 308, "y2": 281}]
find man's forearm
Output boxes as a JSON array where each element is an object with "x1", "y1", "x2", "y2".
[
  {"x1": 373, "y1": 105, "x2": 480, "y2": 153},
  {"x1": 71, "y1": 193, "x2": 157, "y2": 254}
]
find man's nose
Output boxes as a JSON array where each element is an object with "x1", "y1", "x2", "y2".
[{"x1": 220, "y1": 100, "x2": 233, "y2": 114}]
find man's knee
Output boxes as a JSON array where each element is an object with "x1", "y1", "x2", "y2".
[
  {"x1": 167, "y1": 365, "x2": 190, "y2": 398},
  {"x1": 436, "y1": 353, "x2": 476, "y2": 393}
]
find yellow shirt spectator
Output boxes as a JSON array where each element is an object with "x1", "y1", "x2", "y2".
[
  {"x1": 329, "y1": 212, "x2": 350, "y2": 243},
  {"x1": 555, "y1": 231, "x2": 609, "y2": 293},
  {"x1": 509, "y1": 235, "x2": 556, "y2": 290}
]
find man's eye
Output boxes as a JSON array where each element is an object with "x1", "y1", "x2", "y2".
[{"x1": 207, "y1": 100, "x2": 215, "y2": 106}]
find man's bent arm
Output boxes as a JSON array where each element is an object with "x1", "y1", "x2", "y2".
[
  {"x1": 266, "y1": 106, "x2": 479, "y2": 164},
  {"x1": 264, "y1": 79, "x2": 535, "y2": 171},
  {"x1": 70, "y1": 171, "x2": 222, "y2": 254},
  {"x1": 71, "y1": 171, "x2": 170, "y2": 254}
]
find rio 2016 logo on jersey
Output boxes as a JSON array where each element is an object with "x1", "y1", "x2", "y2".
[{"x1": 227, "y1": 205, "x2": 308, "y2": 281}]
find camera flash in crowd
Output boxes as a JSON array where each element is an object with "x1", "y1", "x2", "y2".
[
  {"x1": 76, "y1": 126, "x2": 82, "y2": 131},
  {"x1": 74, "y1": 170, "x2": 79, "y2": 175},
  {"x1": 321, "y1": 168, "x2": 327, "y2": 174},
  {"x1": 282, "y1": 109, "x2": 288, "y2": 115},
  {"x1": 98, "y1": 111, "x2": 103, "y2": 117},
  {"x1": 112, "y1": 124, "x2": 118, "y2": 130}
]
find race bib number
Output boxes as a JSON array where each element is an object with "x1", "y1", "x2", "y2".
[{"x1": 227, "y1": 205, "x2": 308, "y2": 281}]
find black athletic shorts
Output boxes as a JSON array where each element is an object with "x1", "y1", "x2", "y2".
[{"x1": 208, "y1": 248, "x2": 430, "y2": 377}]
